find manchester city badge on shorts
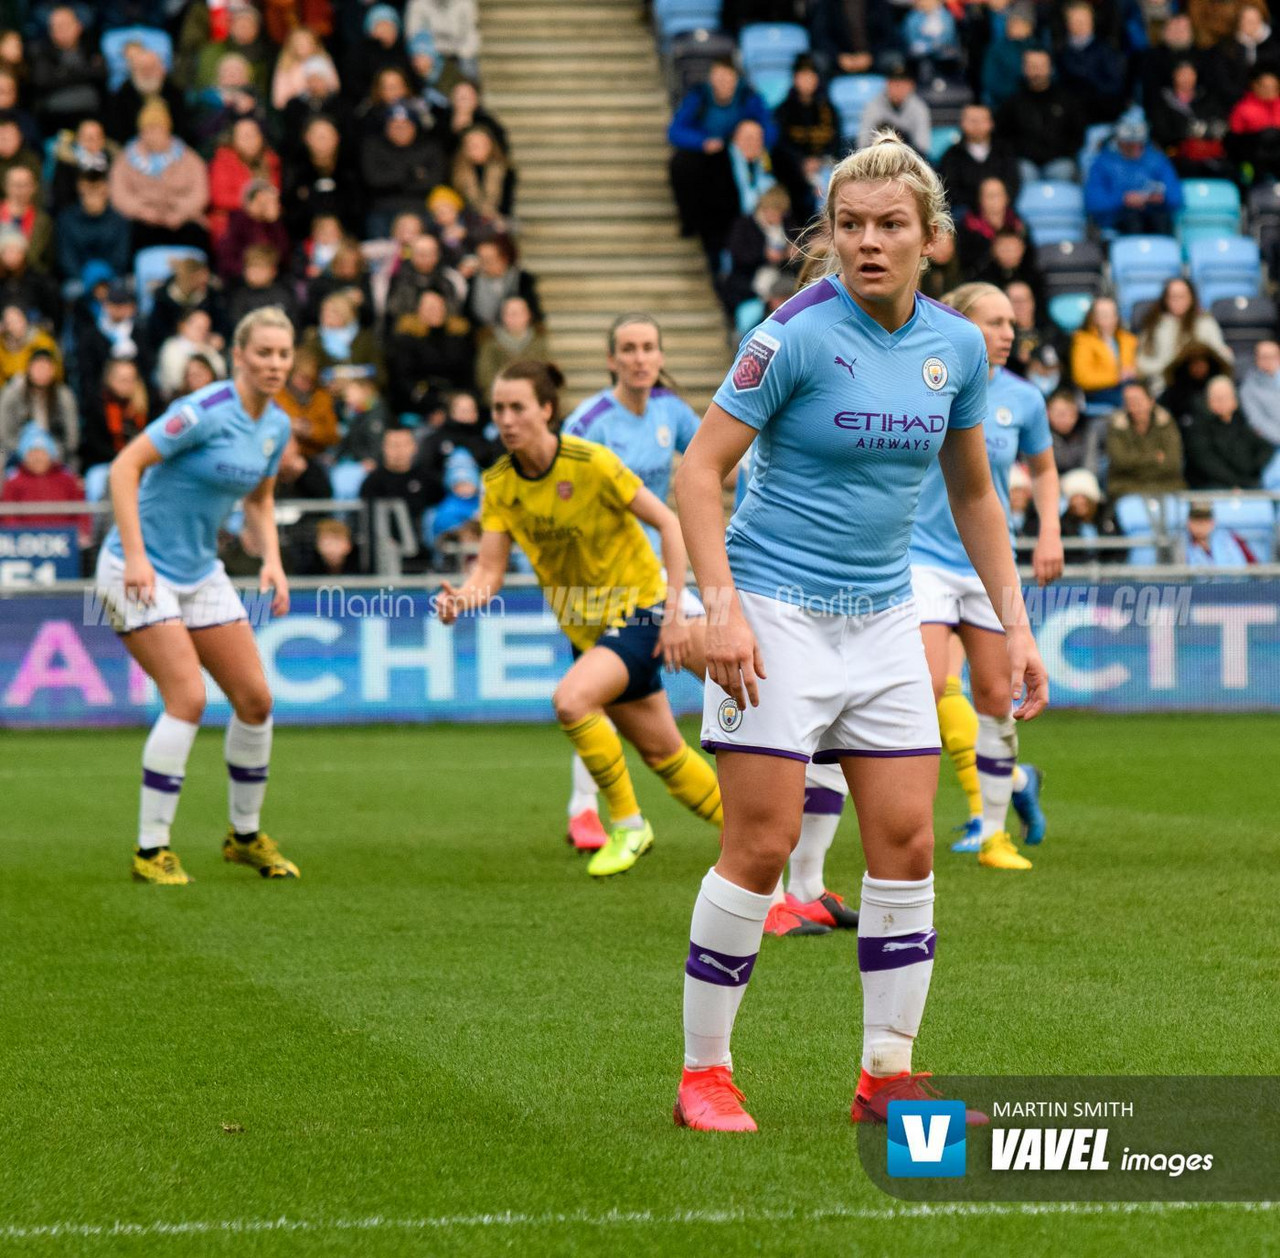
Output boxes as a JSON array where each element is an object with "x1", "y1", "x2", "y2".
[
  {"x1": 922, "y1": 357, "x2": 948, "y2": 390},
  {"x1": 717, "y1": 696, "x2": 743, "y2": 732}
]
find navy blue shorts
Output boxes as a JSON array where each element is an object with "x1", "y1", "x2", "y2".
[{"x1": 572, "y1": 604, "x2": 665, "y2": 705}]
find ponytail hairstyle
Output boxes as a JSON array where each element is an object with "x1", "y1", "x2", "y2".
[
  {"x1": 605, "y1": 311, "x2": 679, "y2": 392},
  {"x1": 495, "y1": 359, "x2": 567, "y2": 430},
  {"x1": 939, "y1": 281, "x2": 1006, "y2": 319}
]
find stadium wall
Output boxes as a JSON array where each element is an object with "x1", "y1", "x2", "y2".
[{"x1": 2, "y1": 581, "x2": 1279, "y2": 727}]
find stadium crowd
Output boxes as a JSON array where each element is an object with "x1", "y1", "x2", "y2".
[
  {"x1": 662, "y1": 0, "x2": 1280, "y2": 562},
  {"x1": 0, "y1": 0, "x2": 528, "y2": 574}
]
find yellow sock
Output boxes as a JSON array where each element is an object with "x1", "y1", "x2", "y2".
[
  {"x1": 560, "y1": 714, "x2": 639, "y2": 824},
  {"x1": 937, "y1": 675, "x2": 981, "y2": 818},
  {"x1": 652, "y1": 744, "x2": 723, "y2": 827}
]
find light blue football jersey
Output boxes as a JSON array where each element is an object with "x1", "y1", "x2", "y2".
[
  {"x1": 562, "y1": 385, "x2": 701, "y2": 551},
  {"x1": 909, "y1": 366, "x2": 1052, "y2": 575},
  {"x1": 105, "y1": 380, "x2": 291, "y2": 584},
  {"x1": 713, "y1": 278, "x2": 989, "y2": 612}
]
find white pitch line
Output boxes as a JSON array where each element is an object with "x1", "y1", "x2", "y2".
[{"x1": 2, "y1": 1200, "x2": 1275, "y2": 1242}]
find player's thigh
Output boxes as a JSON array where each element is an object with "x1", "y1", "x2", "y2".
[
  {"x1": 190, "y1": 621, "x2": 272, "y2": 723},
  {"x1": 681, "y1": 613, "x2": 707, "y2": 681},
  {"x1": 552, "y1": 646, "x2": 632, "y2": 723},
  {"x1": 919, "y1": 622, "x2": 955, "y2": 703},
  {"x1": 122, "y1": 622, "x2": 207, "y2": 721},
  {"x1": 840, "y1": 753, "x2": 938, "y2": 882},
  {"x1": 715, "y1": 750, "x2": 808, "y2": 893},
  {"x1": 957, "y1": 622, "x2": 1013, "y2": 717},
  {"x1": 605, "y1": 689, "x2": 685, "y2": 765},
  {"x1": 947, "y1": 632, "x2": 967, "y2": 680}
]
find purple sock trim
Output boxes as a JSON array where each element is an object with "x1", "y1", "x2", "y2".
[
  {"x1": 858, "y1": 928, "x2": 937, "y2": 972},
  {"x1": 227, "y1": 763, "x2": 269, "y2": 783},
  {"x1": 142, "y1": 768, "x2": 183, "y2": 794},
  {"x1": 803, "y1": 785, "x2": 845, "y2": 815},
  {"x1": 686, "y1": 943, "x2": 758, "y2": 987},
  {"x1": 701, "y1": 739, "x2": 810, "y2": 762},
  {"x1": 812, "y1": 747, "x2": 941, "y2": 762},
  {"x1": 976, "y1": 753, "x2": 1015, "y2": 777}
]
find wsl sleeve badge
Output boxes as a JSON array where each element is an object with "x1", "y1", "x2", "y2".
[
  {"x1": 164, "y1": 405, "x2": 199, "y2": 437},
  {"x1": 732, "y1": 330, "x2": 781, "y2": 391}
]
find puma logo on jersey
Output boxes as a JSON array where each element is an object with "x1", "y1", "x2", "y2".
[{"x1": 834, "y1": 355, "x2": 857, "y2": 379}]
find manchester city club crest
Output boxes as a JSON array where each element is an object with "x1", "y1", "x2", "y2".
[
  {"x1": 557, "y1": 480, "x2": 574, "y2": 500},
  {"x1": 922, "y1": 357, "x2": 948, "y2": 390},
  {"x1": 717, "y1": 696, "x2": 743, "y2": 732},
  {"x1": 995, "y1": 407, "x2": 1014, "y2": 427},
  {"x1": 262, "y1": 437, "x2": 277, "y2": 458},
  {"x1": 656, "y1": 424, "x2": 672, "y2": 448}
]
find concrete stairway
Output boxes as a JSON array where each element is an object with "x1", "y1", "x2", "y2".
[{"x1": 478, "y1": 0, "x2": 731, "y2": 412}]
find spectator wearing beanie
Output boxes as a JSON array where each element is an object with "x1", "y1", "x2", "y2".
[
  {"x1": 1058, "y1": 467, "x2": 1122, "y2": 563},
  {"x1": 0, "y1": 424, "x2": 85, "y2": 539},
  {"x1": 0, "y1": 349, "x2": 78, "y2": 465},
  {"x1": 404, "y1": 0, "x2": 482, "y2": 89},
  {"x1": 1084, "y1": 116, "x2": 1184, "y2": 236},
  {"x1": 1105, "y1": 381, "x2": 1186, "y2": 499},
  {"x1": 109, "y1": 100, "x2": 209, "y2": 252}
]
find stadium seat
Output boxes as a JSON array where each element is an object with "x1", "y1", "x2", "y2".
[
  {"x1": 919, "y1": 78, "x2": 972, "y2": 127},
  {"x1": 1176, "y1": 179, "x2": 1241, "y2": 240},
  {"x1": 1037, "y1": 240, "x2": 1104, "y2": 297},
  {"x1": 1113, "y1": 493, "x2": 1157, "y2": 564},
  {"x1": 100, "y1": 26, "x2": 174, "y2": 92},
  {"x1": 666, "y1": 28, "x2": 737, "y2": 100},
  {"x1": 133, "y1": 245, "x2": 207, "y2": 317},
  {"x1": 751, "y1": 70, "x2": 791, "y2": 108},
  {"x1": 738, "y1": 23, "x2": 809, "y2": 80},
  {"x1": 654, "y1": 0, "x2": 723, "y2": 41},
  {"x1": 929, "y1": 125, "x2": 960, "y2": 164},
  {"x1": 1077, "y1": 122, "x2": 1114, "y2": 182},
  {"x1": 1213, "y1": 497, "x2": 1277, "y2": 560},
  {"x1": 1047, "y1": 292, "x2": 1092, "y2": 332},
  {"x1": 735, "y1": 297, "x2": 765, "y2": 338},
  {"x1": 1109, "y1": 235, "x2": 1182, "y2": 322},
  {"x1": 1262, "y1": 449, "x2": 1280, "y2": 491},
  {"x1": 83, "y1": 463, "x2": 111, "y2": 503},
  {"x1": 330, "y1": 461, "x2": 369, "y2": 500},
  {"x1": 1211, "y1": 295, "x2": 1278, "y2": 366},
  {"x1": 1130, "y1": 298, "x2": 1158, "y2": 328},
  {"x1": 1188, "y1": 236, "x2": 1262, "y2": 306},
  {"x1": 1016, "y1": 182, "x2": 1086, "y2": 245},
  {"x1": 828, "y1": 74, "x2": 887, "y2": 142}
]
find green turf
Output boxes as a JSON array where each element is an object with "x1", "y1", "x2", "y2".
[{"x1": 2, "y1": 714, "x2": 1278, "y2": 1257}]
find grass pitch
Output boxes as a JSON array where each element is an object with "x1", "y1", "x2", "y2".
[{"x1": 2, "y1": 714, "x2": 1277, "y2": 1257}]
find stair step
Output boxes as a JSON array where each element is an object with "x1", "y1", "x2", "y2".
[
  {"x1": 525, "y1": 218, "x2": 685, "y2": 239},
  {"x1": 551, "y1": 328, "x2": 726, "y2": 351},
  {"x1": 549, "y1": 307, "x2": 725, "y2": 330},
  {"x1": 484, "y1": 4, "x2": 644, "y2": 22},
  {"x1": 519, "y1": 200, "x2": 675, "y2": 220},
  {"x1": 523, "y1": 243, "x2": 703, "y2": 265},
  {"x1": 485, "y1": 55, "x2": 660, "y2": 71},
  {"x1": 511, "y1": 143, "x2": 670, "y2": 162},
  {"x1": 487, "y1": 90, "x2": 668, "y2": 110},
  {"x1": 483, "y1": 39, "x2": 656, "y2": 56},
  {"x1": 545, "y1": 292, "x2": 718, "y2": 311},
  {"x1": 542, "y1": 272, "x2": 712, "y2": 293},
  {"x1": 521, "y1": 184, "x2": 670, "y2": 204},
  {"x1": 521, "y1": 162, "x2": 667, "y2": 183},
  {"x1": 524, "y1": 256, "x2": 700, "y2": 277},
  {"x1": 503, "y1": 112, "x2": 667, "y2": 130}
]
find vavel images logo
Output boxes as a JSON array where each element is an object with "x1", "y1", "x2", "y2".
[{"x1": 886, "y1": 1101, "x2": 967, "y2": 1177}]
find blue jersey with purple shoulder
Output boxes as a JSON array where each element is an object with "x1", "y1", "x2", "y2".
[
  {"x1": 909, "y1": 365, "x2": 1052, "y2": 575},
  {"x1": 712, "y1": 278, "x2": 989, "y2": 612},
  {"x1": 561, "y1": 385, "x2": 700, "y2": 551},
  {"x1": 105, "y1": 380, "x2": 291, "y2": 585}
]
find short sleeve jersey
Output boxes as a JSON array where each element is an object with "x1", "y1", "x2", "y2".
[
  {"x1": 561, "y1": 385, "x2": 701, "y2": 553},
  {"x1": 909, "y1": 366, "x2": 1052, "y2": 574},
  {"x1": 713, "y1": 278, "x2": 989, "y2": 612},
  {"x1": 479, "y1": 434, "x2": 666, "y2": 652},
  {"x1": 105, "y1": 381, "x2": 291, "y2": 585}
]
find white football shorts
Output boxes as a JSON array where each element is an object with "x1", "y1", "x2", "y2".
[
  {"x1": 95, "y1": 548, "x2": 248, "y2": 635},
  {"x1": 910, "y1": 563, "x2": 1003, "y2": 634}
]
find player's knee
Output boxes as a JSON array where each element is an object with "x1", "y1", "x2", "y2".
[
  {"x1": 637, "y1": 736, "x2": 684, "y2": 769},
  {"x1": 551, "y1": 683, "x2": 589, "y2": 727},
  {"x1": 164, "y1": 682, "x2": 205, "y2": 724},
  {"x1": 894, "y1": 827, "x2": 935, "y2": 880},
  {"x1": 234, "y1": 688, "x2": 272, "y2": 725},
  {"x1": 971, "y1": 680, "x2": 1012, "y2": 718}
]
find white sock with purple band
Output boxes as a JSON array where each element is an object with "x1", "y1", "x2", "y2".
[
  {"x1": 683, "y1": 869, "x2": 773, "y2": 1069},
  {"x1": 138, "y1": 713, "x2": 199, "y2": 851},
  {"x1": 225, "y1": 715, "x2": 272, "y2": 834},
  {"x1": 787, "y1": 785, "x2": 845, "y2": 902},
  {"x1": 568, "y1": 753, "x2": 597, "y2": 816},
  {"x1": 976, "y1": 714, "x2": 1018, "y2": 838},
  {"x1": 858, "y1": 872, "x2": 936, "y2": 1077}
]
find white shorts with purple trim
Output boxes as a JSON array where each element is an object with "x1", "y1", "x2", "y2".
[
  {"x1": 95, "y1": 548, "x2": 248, "y2": 636},
  {"x1": 700, "y1": 589, "x2": 941, "y2": 763},
  {"x1": 910, "y1": 563, "x2": 1003, "y2": 634}
]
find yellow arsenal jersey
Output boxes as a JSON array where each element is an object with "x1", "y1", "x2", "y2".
[{"x1": 480, "y1": 435, "x2": 667, "y2": 652}]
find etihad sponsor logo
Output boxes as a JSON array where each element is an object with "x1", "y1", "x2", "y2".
[{"x1": 833, "y1": 412, "x2": 947, "y2": 433}]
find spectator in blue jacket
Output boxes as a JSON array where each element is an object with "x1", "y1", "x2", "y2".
[
  {"x1": 1084, "y1": 117, "x2": 1183, "y2": 236},
  {"x1": 56, "y1": 169, "x2": 132, "y2": 285},
  {"x1": 1182, "y1": 501, "x2": 1253, "y2": 567},
  {"x1": 668, "y1": 59, "x2": 777, "y2": 240}
]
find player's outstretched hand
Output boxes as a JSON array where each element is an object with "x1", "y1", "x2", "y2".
[
  {"x1": 706, "y1": 601, "x2": 766, "y2": 708},
  {"x1": 437, "y1": 581, "x2": 462, "y2": 625},
  {"x1": 259, "y1": 560, "x2": 290, "y2": 616},
  {"x1": 1032, "y1": 533, "x2": 1064, "y2": 586},
  {"x1": 123, "y1": 554, "x2": 156, "y2": 606},
  {"x1": 656, "y1": 612, "x2": 691, "y2": 672},
  {"x1": 1008, "y1": 627, "x2": 1049, "y2": 721}
]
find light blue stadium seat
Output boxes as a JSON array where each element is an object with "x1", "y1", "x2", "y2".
[
  {"x1": 655, "y1": 0, "x2": 723, "y2": 40},
  {"x1": 83, "y1": 463, "x2": 111, "y2": 503},
  {"x1": 1047, "y1": 292, "x2": 1092, "y2": 332},
  {"x1": 1110, "y1": 235, "x2": 1182, "y2": 322},
  {"x1": 1114, "y1": 494, "x2": 1158, "y2": 565},
  {"x1": 828, "y1": 74, "x2": 886, "y2": 141},
  {"x1": 330, "y1": 461, "x2": 369, "y2": 501},
  {"x1": 1188, "y1": 235, "x2": 1262, "y2": 305},
  {"x1": 1263, "y1": 448, "x2": 1280, "y2": 492},
  {"x1": 1077, "y1": 123, "x2": 1114, "y2": 182},
  {"x1": 751, "y1": 70, "x2": 791, "y2": 108},
  {"x1": 739, "y1": 23, "x2": 809, "y2": 79},
  {"x1": 1176, "y1": 179, "x2": 1241, "y2": 240},
  {"x1": 735, "y1": 297, "x2": 765, "y2": 338},
  {"x1": 1162, "y1": 495, "x2": 1191, "y2": 533},
  {"x1": 100, "y1": 27, "x2": 174, "y2": 93},
  {"x1": 134, "y1": 245, "x2": 207, "y2": 318},
  {"x1": 929, "y1": 125, "x2": 960, "y2": 164},
  {"x1": 1213, "y1": 497, "x2": 1277, "y2": 560},
  {"x1": 1015, "y1": 181, "x2": 1086, "y2": 244}
]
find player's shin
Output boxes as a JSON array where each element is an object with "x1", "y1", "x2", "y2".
[
  {"x1": 560, "y1": 713, "x2": 640, "y2": 823},
  {"x1": 568, "y1": 752, "x2": 598, "y2": 816},
  {"x1": 857, "y1": 872, "x2": 936, "y2": 1081},
  {"x1": 684, "y1": 868, "x2": 772, "y2": 1068},
  {"x1": 938, "y1": 676, "x2": 981, "y2": 820},
  {"x1": 225, "y1": 715, "x2": 273, "y2": 836},
  {"x1": 976, "y1": 713, "x2": 1017, "y2": 837},
  {"x1": 138, "y1": 713, "x2": 199, "y2": 851},
  {"x1": 653, "y1": 744, "x2": 723, "y2": 826},
  {"x1": 787, "y1": 787, "x2": 843, "y2": 902}
]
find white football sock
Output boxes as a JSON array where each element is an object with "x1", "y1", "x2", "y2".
[
  {"x1": 138, "y1": 713, "x2": 199, "y2": 849},
  {"x1": 976, "y1": 713, "x2": 1018, "y2": 838},
  {"x1": 225, "y1": 715, "x2": 272, "y2": 833},
  {"x1": 858, "y1": 872, "x2": 936, "y2": 1077},
  {"x1": 568, "y1": 752, "x2": 598, "y2": 816},
  {"x1": 683, "y1": 868, "x2": 772, "y2": 1070},
  {"x1": 787, "y1": 786, "x2": 844, "y2": 901},
  {"x1": 1011, "y1": 764, "x2": 1028, "y2": 793},
  {"x1": 769, "y1": 877, "x2": 785, "y2": 908}
]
